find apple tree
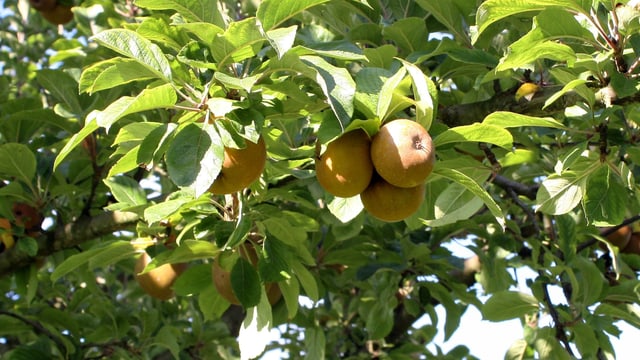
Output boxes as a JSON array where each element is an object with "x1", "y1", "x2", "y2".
[{"x1": 2, "y1": 0, "x2": 640, "y2": 358}]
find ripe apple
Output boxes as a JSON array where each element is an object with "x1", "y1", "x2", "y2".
[
  {"x1": 622, "y1": 232, "x2": 640, "y2": 255},
  {"x1": 134, "y1": 252, "x2": 186, "y2": 300},
  {"x1": 599, "y1": 225, "x2": 632, "y2": 250},
  {"x1": 370, "y1": 119, "x2": 435, "y2": 188},
  {"x1": 209, "y1": 137, "x2": 267, "y2": 195},
  {"x1": 360, "y1": 175, "x2": 425, "y2": 222},
  {"x1": 315, "y1": 129, "x2": 373, "y2": 198}
]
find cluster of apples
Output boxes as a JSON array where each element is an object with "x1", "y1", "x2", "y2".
[
  {"x1": 29, "y1": 0, "x2": 73, "y2": 25},
  {"x1": 316, "y1": 119, "x2": 436, "y2": 222}
]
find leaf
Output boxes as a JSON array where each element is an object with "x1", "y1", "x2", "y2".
[
  {"x1": 265, "y1": 25, "x2": 298, "y2": 59},
  {"x1": 257, "y1": 0, "x2": 330, "y2": 31},
  {"x1": 572, "y1": 322, "x2": 599, "y2": 358},
  {"x1": 104, "y1": 176, "x2": 147, "y2": 207},
  {"x1": 570, "y1": 256, "x2": 605, "y2": 306},
  {"x1": 36, "y1": 70, "x2": 83, "y2": 115},
  {"x1": 482, "y1": 291, "x2": 539, "y2": 321},
  {"x1": 497, "y1": 40, "x2": 576, "y2": 71},
  {"x1": 153, "y1": 326, "x2": 180, "y2": 360},
  {"x1": 475, "y1": 0, "x2": 587, "y2": 42},
  {"x1": 92, "y1": 29, "x2": 172, "y2": 81},
  {"x1": 483, "y1": 111, "x2": 568, "y2": 130},
  {"x1": 300, "y1": 55, "x2": 355, "y2": 129},
  {"x1": 304, "y1": 327, "x2": 326, "y2": 359},
  {"x1": 173, "y1": 264, "x2": 214, "y2": 296},
  {"x1": 91, "y1": 83, "x2": 177, "y2": 132},
  {"x1": 415, "y1": 0, "x2": 469, "y2": 44},
  {"x1": 434, "y1": 123, "x2": 513, "y2": 150},
  {"x1": 53, "y1": 120, "x2": 99, "y2": 172},
  {"x1": 381, "y1": 17, "x2": 428, "y2": 54},
  {"x1": 144, "y1": 198, "x2": 189, "y2": 224},
  {"x1": 231, "y1": 257, "x2": 262, "y2": 308},
  {"x1": 291, "y1": 260, "x2": 319, "y2": 301},
  {"x1": 400, "y1": 59, "x2": 436, "y2": 129},
  {"x1": 426, "y1": 184, "x2": 485, "y2": 227},
  {"x1": 51, "y1": 241, "x2": 135, "y2": 281},
  {"x1": 148, "y1": 240, "x2": 219, "y2": 268},
  {"x1": 211, "y1": 17, "x2": 265, "y2": 66},
  {"x1": 376, "y1": 66, "x2": 407, "y2": 121},
  {"x1": 327, "y1": 196, "x2": 363, "y2": 223},
  {"x1": 0, "y1": 143, "x2": 36, "y2": 184},
  {"x1": 79, "y1": 58, "x2": 158, "y2": 94},
  {"x1": 135, "y1": 0, "x2": 225, "y2": 25},
  {"x1": 583, "y1": 164, "x2": 627, "y2": 226},
  {"x1": 536, "y1": 172, "x2": 588, "y2": 215},
  {"x1": 432, "y1": 166, "x2": 506, "y2": 229},
  {"x1": 505, "y1": 339, "x2": 528, "y2": 360},
  {"x1": 533, "y1": 327, "x2": 573, "y2": 360},
  {"x1": 165, "y1": 123, "x2": 224, "y2": 197}
]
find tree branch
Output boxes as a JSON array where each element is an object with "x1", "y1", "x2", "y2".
[{"x1": 0, "y1": 211, "x2": 140, "y2": 277}]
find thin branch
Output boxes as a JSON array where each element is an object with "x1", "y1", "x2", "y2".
[{"x1": 0, "y1": 310, "x2": 69, "y2": 355}]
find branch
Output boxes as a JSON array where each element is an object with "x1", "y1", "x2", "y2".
[
  {"x1": 0, "y1": 310, "x2": 69, "y2": 355},
  {"x1": 0, "y1": 211, "x2": 139, "y2": 277}
]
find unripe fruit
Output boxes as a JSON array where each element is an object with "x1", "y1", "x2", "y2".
[
  {"x1": 29, "y1": 0, "x2": 57, "y2": 11},
  {"x1": 0, "y1": 218, "x2": 14, "y2": 253},
  {"x1": 209, "y1": 137, "x2": 266, "y2": 195},
  {"x1": 315, "y1": 129, "x2": 373, "y2": 197},
  {"x1": 40, "y1": 4, "x2": 73, "y2": 25},
  {"x1": 212, "y1": 244, "x2": 281, "y2": 305},
  {"x1": 360, "y1": 176, "x2": 425, "y2": 222},
  {"x1": 134, "y1": 252, "x2": 186, "y2": 300},
  {"x1": 370, "y1": 119, "x2": 435, "y2": 188}
]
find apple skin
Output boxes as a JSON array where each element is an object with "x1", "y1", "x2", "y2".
[
  {"x1": 209, "y1": 137, "x2": 267, "y2": 195},
  {"x1": 134, "y1": 252, "x2": 186, "y2": 300},
  {"x1": 29, "y1": 0, "x2": 57, "y2": 11},
  {"x1": 622, "y1": 232, "x2": 640, "y2": 255},
  {"x1": 40, "y1": 4, "x2": 74, "y2": 25}
]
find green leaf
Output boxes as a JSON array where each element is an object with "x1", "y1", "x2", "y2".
[
  {"x1": 231, "y1": 257, "x2": 262, "y2": 308},
  {"x1": 505, "y1": 339, "x2": 528, "y2": 360},
  {"x1": 91, "y1": 83, "x2": 177, "y2": 132},
  {"x1": 280, "y1": 277, "x2": 300, "y2": 319},
  {"x1": 262, "y1": 217, "x2": 307, "y2": 246},
  {"x1": 104, "y1": 176, "x2": 147, "y2": 207},
  {"x1": 327, "y1": 196, "x2": 364, "y2": 223},
  {"x1": 304, "y1": 327, "x2": 326, "y2": 359},
  {"x1": 144, "y1": 198, "x2": 189, "y2": 224},
  {"x1": 211, "y1": 17, "x2": 265, "y2": 66},
  {"x1": 198, "y1": 284, "x2": 230, "y2": 321},
  {"x1": 475, "y1": 0, "x2": 587, "y2": 42},
  {"x1": 376, "y1": 66, "x2": 407, "y2": 121},
  {"x1": 533, "y1": 327, "x2": 573, "y2": 360},
  {"x1": 300, "y1": 55, "x2": 355, "y2": 129},
  {"x1": 536, "y1": 172, "x2": 589, "y2": 215},
  {"x1": 497, "y1": 40, "x2": 576, "y2": 71},
  {"x1": 381, "y1": 17, "x2": 428, "y2": 54},
  {"x1": 400, "y1": 59, "x2": 436, "y2": 129},
  {"x1": 15, "y1": 237, "x2": 38, "y2": 257},
  {"x1": 572, "y1": 322, "x2": 599, "y2": 358},
  {"x1": 265, "y1": 25, "x2": 298, "y2": 59},
  {"x1": 0, "y1": 143, "x2": 36, "y2": 184},
  {"x1": 53, "y1": 120, "x2": 99, "y2": 171},
  {"x1": 366, "y1": 301, "x2": 395, "y2": 339},
  {"x1": 92, "y1": 29, "x2": 172, "y2": 81},
  {"x1": 571, "y1": 256, "x2": 605, "y2": 306},
  {"x1": 425, "y1": 184, "x2": 485, "y2": 227},
  {"x1": 36, "y1": 70, "x2": 83, "y2": 116},
  {"x1": 583, "y1": 164, "x2": 627, "y2": 226},
  {"x1": 482, "y1": 291, "x2": 539, "y2": 321},
  {"x1": 51, "y1": 241, "x2": 135, "y2": 281},
  {"x1": 434, "y1": 123, "x2": 513, "y2": 150},
  {"x1": 153, "y1": 326, "x2": 180, "y2": 360},
  {"x1": 165, "y1": 123, "x2": 224, "y2": 197},
  {"x1": 257, "y1": 0, "x2": 330, "y2": 31},
  {"x1": 135, "y1": 0, "x2": 225, "y2": 26},
  {"x1": 172, "y1": 264, "x2": 213, "y2": 296},
  {"x1": 149, "y1": 240, "x2": 219, "y2": 268},
  {"x1": 291, "y1": 260, "x2": 319, "y2": 301},
  {"x1": 432, "y1": 166, "x2": 506, "y2": 229},
  {"x1": 79, "y1": 58, "x2": 158, "y2": 94},
  {"x1": 483, "y1": 111, "x2": 568, "y2": 130},
  {"x1": 415, "y1": 0, "x2": 469, "y2": 44},
  {"x1": 594, "y1": 303, "x2": 640, "y2": 329}
]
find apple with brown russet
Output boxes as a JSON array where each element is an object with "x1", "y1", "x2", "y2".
[
  {"x1": 208, "y1": 137, "x2": 267, "y2": 195},
  {"x1": 134, "y1": 252, "x2": 187, "y2": 300},
  {"x1": 315, "y1": 119, "x2": 435, "y2": 222},
  {"x1": 29, "y1": 0, "x2": 73, "y2": 25}
]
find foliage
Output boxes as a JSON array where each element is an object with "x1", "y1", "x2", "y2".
[{"x1": 1, "y1": 0, "x2": 640, "y2": 359}]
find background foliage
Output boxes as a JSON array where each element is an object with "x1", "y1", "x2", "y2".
[{"x1": 2, "y1": 0, "x2": 640, "y2": 359}]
